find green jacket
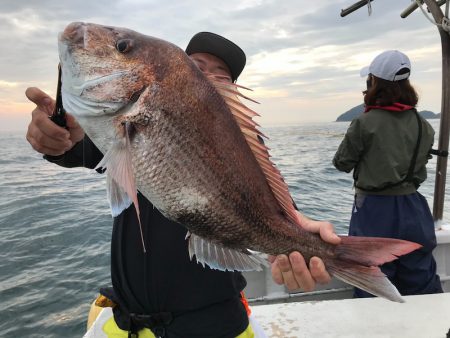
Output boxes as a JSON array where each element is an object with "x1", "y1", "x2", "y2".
[{"x1": 333, "y1": 108, "x2": 435, "y2": 195}]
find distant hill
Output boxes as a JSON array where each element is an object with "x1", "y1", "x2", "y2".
[
  {"x1": 336, "y1": 104, "x2": 364, "y2": 121},
  {"x1": 420, "y1": 110, "x2": 441, "y2": 119},
  {"x1": 336, "y1": 104, "x2": 440, "y2": 121}
]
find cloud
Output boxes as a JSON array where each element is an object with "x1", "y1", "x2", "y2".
[{"x1": 0, "y1": 0, "x2": 445, "y2": 130}]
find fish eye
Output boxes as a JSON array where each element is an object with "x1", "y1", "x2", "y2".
[{"x1": 116, "y1": 39, "x2": 133, "y2": 53}]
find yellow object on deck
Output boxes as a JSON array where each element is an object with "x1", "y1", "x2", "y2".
[
  {"x1": 87, "y1": 301, "x2": 103, "y2": 331},
  {"x1": 95, "y1": 294, "x2": 116, "y2": 308},
  {"x1": 87, "y1": 294, "x2": 117, "y2": 331},
  {"x1": 85, "y1": 296, "x2": 256, "y2": 337}
]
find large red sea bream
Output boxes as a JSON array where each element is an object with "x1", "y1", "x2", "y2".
[{"x1": 57, "y1": 22, "x2": 421, "y2": 302}]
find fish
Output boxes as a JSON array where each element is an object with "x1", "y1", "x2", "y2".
[{"x1": 57, "y1": 22, "x2": 421, "y2": 302}]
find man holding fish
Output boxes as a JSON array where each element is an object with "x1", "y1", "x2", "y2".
[{"x1": 25, "y1": 28, "x2": 338, "y2": 337}]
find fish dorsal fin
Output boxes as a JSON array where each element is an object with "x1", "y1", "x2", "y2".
[
  {"x1": 209, "y1": 76, "x2": 300, "y2": 225},
  {"x1": 187, "y1": 232, "x2": 268, "y2": 271},
  {"x1": 95, "y1": 131, "x2": 147, "y2": 252}
]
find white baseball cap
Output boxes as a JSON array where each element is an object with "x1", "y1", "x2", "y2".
[{"x1": 360, "y1": 50, "x2": 411, "y2": 82}]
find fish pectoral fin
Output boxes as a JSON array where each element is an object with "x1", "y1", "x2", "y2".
[
  {"x1": 95, "y1": 136, "x2": 147, "y2": 253},
  {"x1": 187, "y1": 233, "x2": 268, "y2": 272},
  {"x1": 95, "y1": 139, "x2": 139, "y2": 218},
  {"x1": 105, "y1": 173, "x2": 132, "y2": 217}
]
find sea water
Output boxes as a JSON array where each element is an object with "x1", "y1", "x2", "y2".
[{"x1": 0, "y1": 119, "x2": 446, "y2": 337}]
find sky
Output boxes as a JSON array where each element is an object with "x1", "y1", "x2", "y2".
[{"x1": 0, "y1": 0, "x2": 446, "y2": 131}]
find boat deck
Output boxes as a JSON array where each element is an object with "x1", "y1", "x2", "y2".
[{"x1": 251, "y1": 292, "x2": 450, "y2": 338}]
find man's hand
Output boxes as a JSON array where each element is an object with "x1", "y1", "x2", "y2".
[
  {"x1": 270, "y1": 213, "x2": 341, "y2": 292},
  {"x1": 25, "y1": 87, "x2": 84, "y2": 155}
]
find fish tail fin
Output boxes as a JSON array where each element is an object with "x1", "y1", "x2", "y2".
[{"x1": 327, "y1": 236, "x2": 422, "y2": 302}]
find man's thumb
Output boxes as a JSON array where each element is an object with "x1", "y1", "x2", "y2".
[{"x1": 25, "y1": 87, "x2": 55, "y2": 111}]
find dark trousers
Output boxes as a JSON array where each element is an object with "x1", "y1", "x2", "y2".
[{"x1": 349, "y1": 192, "x2": 443, "y2": 297}]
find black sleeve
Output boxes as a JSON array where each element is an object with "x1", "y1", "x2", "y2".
[{"x1": 43, "y1": 135, "x2": 103, "y2": 169}]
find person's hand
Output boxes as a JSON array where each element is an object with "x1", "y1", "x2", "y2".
[
  {"x1": 269, "y1": 212, "x2": 341, "y2": 292},
  {"x1": 25, "y1": 87, "x2": 85, "y2": 156}
]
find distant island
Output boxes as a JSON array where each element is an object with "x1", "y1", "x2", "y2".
[{"x1": 336, "y1": 103, "x2": 441, "y2": 121}]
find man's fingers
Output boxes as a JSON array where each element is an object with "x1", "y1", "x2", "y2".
[
  {"x1": 31, "y1": 107, "x2": 71, "y2": 142},
  {"x1": 289, "y1": 252, "x2": 316, "y2": 292},
  {"x1": 25, "y1": 87, "x2": 55, "y2": 115},
  {"x1": 27, "y1": 107, "x2": 72, "y2": 155},
  {"x1": 65, "y1": 113, "x2": 78, "y2": 129},
  {"x1": 26, "y1": 87, "x2": 69, "y2": 142},
  {"x1": 25, "y1": 87, "x2": 75, "y2": 155},
  {"x1": 276, "y1": 255, "x2": 300, "y2": 290},
  {"x1": 65, "y1": 113, "x2": 85, "y2": 144},
  {"x1": 267, "y1": 255, "x2": 276, "y2": 264},
  {"x1": 300, "y1": 217, "x2": 341, "y2": 245},
  {"x1": 309, "y1": 257, "x2": 331, "y2": 284},
  {"x1": 271, "y1": 255, "x2": 299, "y2": 290},
  {"x1": 299, "y1": 217, "x2": 325, "y2": 232},
  {"x1": 319, "y1": 223, "x2": 341, "y2": 245},
  {"x1": 270, "y1": 259, "x2": 284, "y2": 285},
  {"x1": 271, "y1": 253, "x2": 332, "y2": 292},
  {"x1": 26, "y1": 121, "x2": 71, "y2": 155}
]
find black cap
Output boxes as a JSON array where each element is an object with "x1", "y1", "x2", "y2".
[{"x1": 185, "y1": 32, "x2": 246, "y2": 82}]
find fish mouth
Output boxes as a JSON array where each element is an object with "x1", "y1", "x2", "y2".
[
  {"x1": 61, "y1": 70, "x2": 131, "y2": 97},
  {"x1": 60, "y1": 70, "x2": 146, "y2": 117}
]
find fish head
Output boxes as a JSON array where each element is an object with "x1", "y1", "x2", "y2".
[
  {"x1": 58, "y1": 22, "x2": 189, "y2": 116},
  {"x1": 58, "y1": 22, "x2": 199, "y2": 148}
]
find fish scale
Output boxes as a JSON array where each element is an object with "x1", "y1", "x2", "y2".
[
  {"x1": 59, "y1": 21, "x2": 422, "y2": 301},
  {"x1": 130, "y1": 96, "x2": 284, "y2": 245}
]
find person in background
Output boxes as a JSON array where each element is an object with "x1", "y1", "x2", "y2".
[
  {"x1": 333, "y1": 50, "x2": 443, "y2": 298},
  {"x1": 26, "y1": 31, "x2": 339, "y2": 337}
]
